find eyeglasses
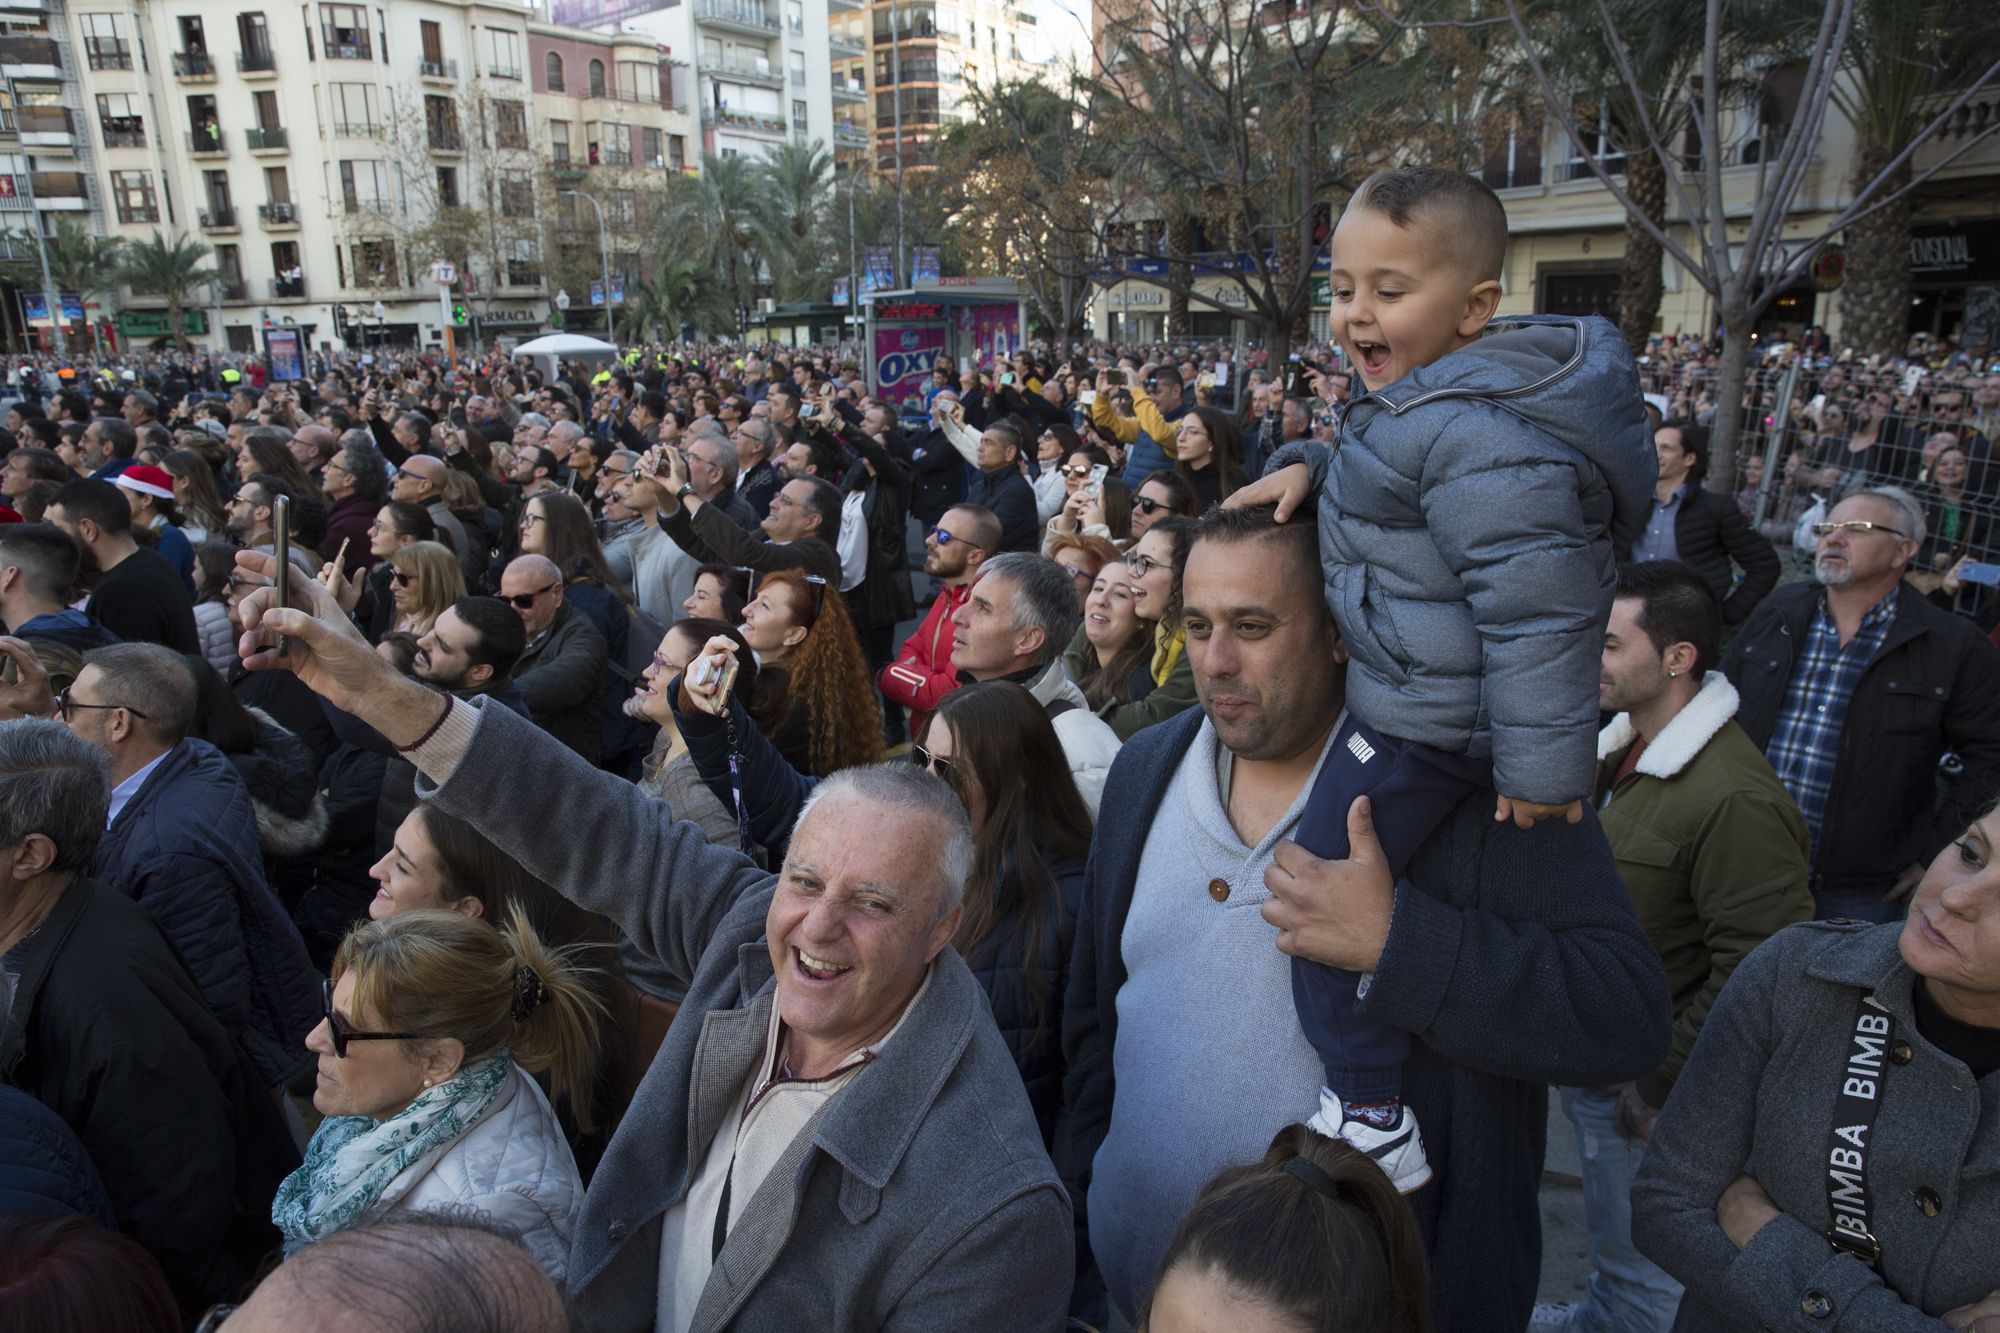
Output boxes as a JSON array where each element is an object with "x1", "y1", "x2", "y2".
[
  {"x1": 195, "y1": 1303, "x2": 238, "y2": 1332},
  {"x1": 390, "y1": 569, "x2": 415, "y2": 587},
  {"x1": 1812, "y1": 520, "x2": 1907, "y2": 540},
  {"x1": 321, "y1": 978, "x2": 420, "y2": 1058},
  {"x1": 1132, "y1": 496, "x2": 1169, "y2": 516},
  {"x1": 55, "y1": 686, "x2": 148, "y2": 721},
  {"x1": 519, "y1": 511, "x2": 546, "y2": 527},
  {"x1": 505, "y1": 582, "x2": 559, "y2": 609},
  {"x1": 1128, "y1": 551, "x2": 1167, "y2": 577},
  {"x1": 912, "y1": 743, "x2": 957, "y2": 781},
  {"x1": 1058, "y1": 465, "x2": 1093, "y2": 480},
  {"x1": 927, "y1": 526, "x2": 957, "y2": 545}
]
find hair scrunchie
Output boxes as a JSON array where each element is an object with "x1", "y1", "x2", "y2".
[{"x1": 510, "y1": 964, "x2": 547, "y2": 1022}]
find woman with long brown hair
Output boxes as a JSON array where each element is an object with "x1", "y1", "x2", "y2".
[
  {"x1": 1174, "y1": 404, "x2": 1248, "y2": 509},
  {"x1": 1063, "y1": 558, "x2": 1154, "y2": 711},
  {"x1": 238, "y1": 433, "x2": 329, "y2": 550},
  {"x1": 736, "y1": 566, "x2": 882, "y2": 776},
  {"x1": 163, "y1": 449, "x2": 227, "y2": 543}
]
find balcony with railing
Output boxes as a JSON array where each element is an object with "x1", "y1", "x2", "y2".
[
  {"x1": 0, "y1": 36, "x2": 61, "y2": 78},
  {"x1": 701, "y1": 105, "x2": 786, "y2": 135},
  {"x1": 271, "y1": 275, "x2": 307, "y2": 298},
  {"x1": 420, "y1": 57, "x2": 458, "y2": 81},
  {"x1": 427, "y1": 124, "x2": 463, "y2": 152},
  {"x1": 100, "y1": 118, "x2": 146, "y2": 149},
  {"x1": 17, "y1": 105, "x2": 73, "y2": 148},
  {"x1": 218, "y1": 279, "x2": 248, "y2": 301},
  {"x1": 489, "y1": 62, "x2": 521, "y2": 80},
  {"x1": 198, "y1": 206, "x2": 237, "y2": 230},
  {"x1": 321, "y1": 26, "x2": 371, "y2": 60},
  {"x1": 330, "y1": 120, "x2": 380, "y2": 139},
  {"x1": 592, "y1": 145, "x2": 633, "y2": 166},
  {"x1": 830, "y1": 34, "x2": 866, "y2": 58},
  {"x1": 831, "y1": 79, "x2": 866, "y2": 103},
  {"x1": 186, "y1": 129, "x2": 226, "y2": 155},
  {"x1": 172, "y1": 50, "x2": 216, "y2": 79},
  {"x1": 246, "y1": 126, "x2": 288, "y2": 152},
  {"x1": 340, "y1": 196, "x2": 394, "y2": 218},
  {"x1": 259, "y1": 201, "x2": 300, "y2": 226},
  {"x1": 693, "y1": 0, "x2": 778, "y2": 35},
  {"x1": 237, "y1": 46, "x2": 276, "y2": 74},
  {"x1": 710, "y1": 56, "x2": 783, "y2": 87},
  {"x1": 833, "y1": 121, "x2": 869, "y2": 147}
]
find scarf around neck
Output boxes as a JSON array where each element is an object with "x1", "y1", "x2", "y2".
[
  {"x1": 273, "y1": 1050, "x2": 512, "y2": 1255},
  {"x1": 1150, "y1": 621, "x2": 1185, "y2": 687}
]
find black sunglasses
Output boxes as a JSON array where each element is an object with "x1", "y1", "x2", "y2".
[
  {"x1": 1132, "y1": 495, "x2": 1168, "y2": 516},
  {"x1": 912, "y1": 742, "x2": 957, "y2": 781},
  {"x1": 505, "y1": 581, "x2": 559, "y2": 609},
  {"x1": 389, "y1": 569, "x2": 414, "y2": 587},
  {"x1": 321, "y1": 978, "x2": 420, "y2": 1058},
  {"x1": 55, "y1": 686, "x2": 148, "y2": 721}
]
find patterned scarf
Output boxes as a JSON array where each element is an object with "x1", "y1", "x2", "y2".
[{"x1": 272, "y1": 1051, "x2": 512, "y2": 1255}]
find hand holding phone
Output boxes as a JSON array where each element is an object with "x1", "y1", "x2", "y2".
[
  {"x1": 1085, "y1": 463, "x2": 1108, "y2": 498},
  {"x1": 272, "y1": 496, "x2": 291, "y2": 657},
  {"x1": 683, "y1": 637, "x2": 740, "y2": 717}
]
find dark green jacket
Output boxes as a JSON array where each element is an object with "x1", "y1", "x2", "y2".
[
  {"x1": 1593, "y1": 672, "x2": 1813, "y2": 1106},
  {"x1": 1060, "y1": 623, "x2": 1197, "y2": 741}
]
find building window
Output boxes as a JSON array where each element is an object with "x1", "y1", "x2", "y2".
[
  {"x1": 352, "y1": 238, "x2": 396, "y2": 287},
  {"x1": 435, "y1": 166, "x2": 459, "y2": 208},
  {"x1": 495, "y1": 100, "x2": 528, "y2": 149},
  {"x1": 111, "y1": 170, "x2": 158, "y2": 223},
  {"x1": 320, "y1": 3, "x2": 371, "y2": 59},
  {"x1": 549, "y1": 119, "x2": 571, "y2": 165},
  {"x1": 668, "y1": 134, "x2": 686, "y2": 171},
  {"x1": 544, "y1": 51, "x2": 564, "y2": 91},
  {"x1": 488, "y1": 29, "x2": 521, "y2": 79},
  {"x1": 328, "y1": 82, "x2": 377, "y2": 135},
  {"x1": 642, "y1": 126, "x2": 663, "y2": 168},
  {"x1": 1480, "y1": 115, "x2": 1543, "y2": 191},
  {"x1": 506, "y1": 238, "x2": 540, "y2": 287},
  {"x1": 96, "y1": 93, "x2": 145, "y2": 147},
  {"x1": 500, "y1": 175, "x2": 534, "y2": 218},
  {"x1": 588, "y1": 59, "x2": 605, "y2": 98},
  {"x1": 792, "y1": 99, "x2": 807, "y2": 134},
  {"x1": 1561, "y1": 102, "x2": 1625, "y2": 182},
  {"x1": 81, "y1": 14, "x2": 133, "y2": 70}
]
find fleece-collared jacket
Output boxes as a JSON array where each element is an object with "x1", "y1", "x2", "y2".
[{"x1": 1593, "y1": 672, "x2": 1814, "y2": 1105}]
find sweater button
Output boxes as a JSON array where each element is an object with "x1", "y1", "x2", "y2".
[
  {"x1": 1800, "y1": 1291, "x2": 1832, "y2": 1319},
  {"x1": 1913, "y1": 1187, "x2": 1941, "y2": 1217},
  {"x1": 608, "y1": 1220, "x2": 627, "y2": 1242},
  {"x1": 1887, "y1": 1041, "x2": 1913, "y2": 1066},
  {"x1": 1207, "y1": 878, "x2": 1230, "y2": 902}
]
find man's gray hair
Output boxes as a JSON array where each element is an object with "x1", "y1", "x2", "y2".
[
  {"x1": 243, "y1": 423, "x2": 292, "y2": 452},
  {"x1": 977, "y1": 553, "x2": 1082, "y2": 668},
  {"x1": 689, "y1": 434, "x2": 738, "y2": 489},
  {"x1": 547, "y1": 421, "x2": 585, "y2": 445},
  {"x1": 1850, "y1": 485, "x2": 1927, "y2": 552},
  {"x1": 80, "y1": 643, "x2": 197, "y2": 747},
  {"x1": 737, "y1": 418, "x2": 776, "y2": 457},
  {"x1": 795, "y1": 762, "x2": 973, "y2": 915},
  {"x1": 0, "y1": 718, "x2": 110, "y2": 872},
  {"x1": 127, "y1": 389, "x2": 158, "y2": 417},
  {"x1": 516, "y1": 412, "x2": 551, "y2": 431}
]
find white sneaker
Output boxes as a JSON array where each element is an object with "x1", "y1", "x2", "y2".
[{"x1": 1305, "y1": 1088, "x2": 1434, "y2": 1193}]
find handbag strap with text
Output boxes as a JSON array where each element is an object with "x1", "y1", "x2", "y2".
[{"x1": 1824, "y1": 993, "x2": 1893, "y2": 1266}]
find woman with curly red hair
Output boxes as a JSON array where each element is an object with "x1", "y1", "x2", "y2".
[{"x1": 736, "y1": 566, "x2": 883, "y2": 776}]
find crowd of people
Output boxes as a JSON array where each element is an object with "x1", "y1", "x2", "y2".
[{"x1": 0, "y1": 165, "x2": 1997, "y2": 1333}]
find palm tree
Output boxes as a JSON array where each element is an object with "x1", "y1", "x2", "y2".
[
  {"x1": 115, "y1": 231, "x2": 218, "y2": 353},
  {"x1": 660, "y1": 153, "x2": 766, "y2": 333},
  {"x1": 43, "y1": 219, "x2": 124, "y2": 357},
  {"x1": 1832, "y1": 0, "x2": 1994, "y2": 356},
  {"x1": 755, "y1": 139, "x2": 833, "y2": 301}
]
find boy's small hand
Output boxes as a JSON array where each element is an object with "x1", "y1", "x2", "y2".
[
  {"x1": 1495, "y1": 796, "x2": 1585, "y2": 829},
  {"x1": 1223, "y1": 462, "x2": 1312, "y2": 522}
]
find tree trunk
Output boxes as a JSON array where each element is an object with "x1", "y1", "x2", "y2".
[
  {"x1": 1836, "y1": 142, "x2": 1910, "y2": 358},
  {"x1": 1166, "y1": 216, "x2": 1193, "y2": 338},
  {"x1": 1707, "y1": 294, "x2": 1754, "y2": 495},
  {"x1": 170, "y1": 297, "x2": 187, "y2": 354},
  {"x1": 1617, "y1": 151, "x2": 1666, "y2": 355}
]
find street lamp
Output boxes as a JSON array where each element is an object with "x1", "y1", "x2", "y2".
[{"x1": 560, "y1": 189, "x2": 613, "y2": 346}]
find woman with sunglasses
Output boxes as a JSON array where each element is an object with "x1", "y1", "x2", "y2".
[
  {"x1": 736, "y1": 565, "x2": 883, "y2": 777},
  {"x1": 1046, "y1": 467, "x2": 1134, "y2": 554},
  {"x1": 384, "y1": 540, "x2": 464, "y2": 640},
  {"x1": 1130, "y1": 468, "x2": 1201, "y2": 541},
  {"x1": 1032, "y1": 424, "x2": 1085, "y2": 523},
  {"x1": 672, "y1": 667, "x2": 1091, "y2": 1145},
  {"x1": 275, "y1": 909, "x2": 603, "y2": 1291},
  {"x1": 326, "y1": 501, "x2": 435, "y2": 640}
]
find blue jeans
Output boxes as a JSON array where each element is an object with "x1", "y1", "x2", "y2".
[
  {"x1": 1555, "y1": 1086, "x2": 1682, "y2": 1333},
  {"x1": 1812, "y1": 883, "x2": 1907, "y2": 926}
]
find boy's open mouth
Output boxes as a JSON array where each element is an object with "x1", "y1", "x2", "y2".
[{"x1": 1354, "y1": 341, "x2": 1392, "y2": 375}]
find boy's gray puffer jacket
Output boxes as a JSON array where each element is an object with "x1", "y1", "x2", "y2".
[{"x1": 1271, "y1": 314, "x2": 1655, "y2": 805}]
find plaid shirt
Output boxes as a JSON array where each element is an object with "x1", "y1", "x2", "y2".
[{"x1": 1763, "y1": 591, "x2": 1897, "y2": 853}]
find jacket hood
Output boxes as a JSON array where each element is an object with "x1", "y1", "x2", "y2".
[{"x1": 1364, "y1": 314, "x2": 1656, "y2": 519}]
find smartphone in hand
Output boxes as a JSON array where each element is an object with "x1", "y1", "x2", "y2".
[{"x1": 272, "y1": 495, "x2": 291, "y2": 657}]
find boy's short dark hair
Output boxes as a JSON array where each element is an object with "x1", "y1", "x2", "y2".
[
  {"x1": 1349, "y1": 166, "x2": 1508, "y2": 283},
  {"x1": 1616, "y1": 560, "x2": 1721, "y2": 677}
]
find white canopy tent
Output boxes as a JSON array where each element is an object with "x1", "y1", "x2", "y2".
[{"x1": 511, "y1": 333, "x2": 621, "y2": 383}]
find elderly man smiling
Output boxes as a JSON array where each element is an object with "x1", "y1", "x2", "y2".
[{"x1": 231, "y1": 550, "x2": 1071, "y2": 1331}]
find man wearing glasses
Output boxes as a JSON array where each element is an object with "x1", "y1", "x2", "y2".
[
  {"x1": 879, "y1": 505, "x2": 1001, "y2": 735},
  {"x1": 498, "y1": 554, "x2": 607, "y2": 763},
  {"x1": 1723, "y1": 486, "x2": 2000, "y2": 922}
]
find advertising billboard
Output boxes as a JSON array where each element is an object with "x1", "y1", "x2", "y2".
[{"x1": 873, "y1": 324, "x2": 947, "y2": 407}]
